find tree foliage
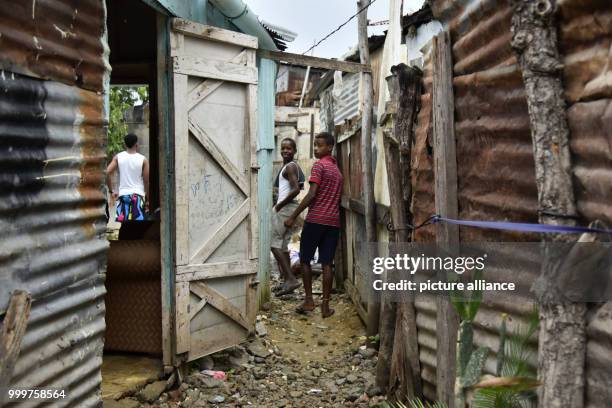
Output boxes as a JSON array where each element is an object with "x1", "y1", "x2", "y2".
[{"x1": 107, "y1": 86, "x2": 148, "y2": 158}]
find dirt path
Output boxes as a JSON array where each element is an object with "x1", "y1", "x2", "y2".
[{"x1": 107, "y1": 277, "x2": 388, "y2": 407}]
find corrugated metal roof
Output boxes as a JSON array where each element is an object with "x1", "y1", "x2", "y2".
[
  {"x1": 259, "y1": 19, "x2": 296, "y2": 51},
  {"x1": 0, "y1": 0, "x2": 109, "y2": 92}
]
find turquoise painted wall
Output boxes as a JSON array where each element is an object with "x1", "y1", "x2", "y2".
[{"x1": 256, "y1": 58, "x2": 277, "y2": 306}]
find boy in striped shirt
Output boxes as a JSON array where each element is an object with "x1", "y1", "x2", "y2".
[{"x1": 285, "y1": 132, "x2": 343, "y2": 318}]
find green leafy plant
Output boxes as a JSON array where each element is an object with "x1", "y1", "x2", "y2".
[
  {"x1": 471, "y1": 307, "x2": 539, "y2": 408},
  {"x1": 450, "y1": 271, "x2": 539, "y2": 408},
  {"x1": 450, "y1": 269, "x2": 488, "y2": 407},
  {"x1": 381, "y1": 399, "x2": 447, "y2": 408},
  {"x1": 107, "y1": 86, "x2": 148, "y2": 158}
]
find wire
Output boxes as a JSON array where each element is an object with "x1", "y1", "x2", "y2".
[
  {"x1": 217, "y1": 4, "x2": 249, "y2": 21},
  {"x1": 301, "y1": 0, "x2": 378, "y2": 55}
]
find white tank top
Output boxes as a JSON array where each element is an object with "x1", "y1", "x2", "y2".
[
  {"x1": 117, "y1": 151, "x2": 146, "y2": 197},
  {"x1": 277, "y1": 162, "x2": 297, "y2": 203}
]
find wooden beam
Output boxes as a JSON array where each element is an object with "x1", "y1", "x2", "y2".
[
  {"x1": 172, "y1": 18, "x2": 258, "y2": 49},
  {"x1": 511, "y1": 1, "x2": 584, "y2": 407},
  {"x1": 0, "y1": 290, "x2": 31, "y2": 402},
  {"x1": 176, "y1": 260, "x2": 258, "y2": 280},
  {"x1": 344, "y1": 279, "x2": 368, "y2": 324},
  {"x1": 357, "y1": 0, "x2": 380, "y2": 346},
  {"x1": 190, "y1": 282, "x2": 250, "y2": 330},
  {"x1": 257, "y1": 49, "x2": 371, "y2": 73},
  {"x1": 432, "y1": 30, "x2": 459, "y2": 408},
  {"x1": 173, "y1": 56, "x2": 258, "y2": 84},
  {"x1": 378, "y1": 64, "x2": 423, "y2": 397}
]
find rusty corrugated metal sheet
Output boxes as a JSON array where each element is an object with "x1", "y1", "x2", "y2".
[
  {"x1": 0, "y1": 71, "x2": 108, "y2": 407},
  {"x1": 412, "y1": 44, "x2": 436, "y2": 243},
  {"x1": 411, "y1": 0, "x2": 539, "y2": 398},
  {"x1": 559, "y1": 0, "x2": 612, "y2": 104},
  {"x1": 559, "y1": 0, "x2": 612, "y2": 228},
  {"x1": 559, "y1": 1, "x2": 612, "y2": 406},
  {"x1": 412, "y1": 2, "x2": 612, "y2": 406},
  {"x1": 0, "y1": 0, "x2": 108, "y2": 92},
  {"x1": 0, "y1": 5, "x2": 108, "y2": 403}
]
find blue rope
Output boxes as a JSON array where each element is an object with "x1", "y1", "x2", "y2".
[{"x1": 429, "y1": 215, "x2": 612, "y2": 235}]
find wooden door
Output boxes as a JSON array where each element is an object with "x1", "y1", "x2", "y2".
[{"x1": 170, "y1": 18, "x2": 259, "y2": 361}]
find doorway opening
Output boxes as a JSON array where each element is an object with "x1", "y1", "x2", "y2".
[{"x1": 103, "y1": 0, "x2": 163, "y2": 400}]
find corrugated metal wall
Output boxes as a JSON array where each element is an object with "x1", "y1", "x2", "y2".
[
  {"x1": 0, "y1": 1, "x2": 109, "y2": 406},
  {"x1": 558, "y1": 0, "x2": 612, "y2": 406},
  {"x1": 334, "y1": 73, "x2": 361, "y2": 126},
  {"x1": 407, "y1": 0, "x2": 612, "y2": 404}
]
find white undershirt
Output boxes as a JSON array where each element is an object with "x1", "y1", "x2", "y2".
[
  {"x1": 117, "y1": 151, "x2": 146, "y2": 197},
  {"x1": 277, "y1": 162, "x2": 297, "y2": 204}
]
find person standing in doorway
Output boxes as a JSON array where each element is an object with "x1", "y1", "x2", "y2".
[
  {"x1": 106, "y1": 133, "x2": 150, "y2": 221},
  {"x1": 285, "y1": 132, "x2": 343, "y2": 318},
  {"x1": 271, "y1": 138, "x2": 305, "y2": 297}
]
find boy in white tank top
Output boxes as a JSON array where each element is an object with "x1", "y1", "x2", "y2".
[
  {"x1": 271, "y1": 138, "x2": 304, "y2": 296},
  {"x1": 106, "y1": 134, "x2": 150, "y2": 222}
]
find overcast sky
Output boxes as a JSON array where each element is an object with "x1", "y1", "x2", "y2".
[{"x1": 245, "y1": 0, "x2": 426, "y2": 58}]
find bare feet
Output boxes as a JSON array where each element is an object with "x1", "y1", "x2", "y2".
[
  {"x1": 295, "y1": 300, "x2": 315, "y2": 314},
  {"x1": 275, "y1": 281, "x2": 301, "y2": 297},
  {"x1": 321, "y1": 299, "x2": 335, "y2": 318}
]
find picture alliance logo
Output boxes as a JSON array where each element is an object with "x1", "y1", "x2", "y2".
[{"x1": 372, "y1": 253, "x2": 488, "y2": 275}]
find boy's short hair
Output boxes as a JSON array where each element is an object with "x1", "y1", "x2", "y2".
[
  {"x1": 315, "y1": 132, "x2": 335, "y2": 147},
  {"x1": 124, "y1": 133, "x2": 138, "y2": 148},
  {"x1": 280, "y1": 137, "x2": 297, "y2": 150}
]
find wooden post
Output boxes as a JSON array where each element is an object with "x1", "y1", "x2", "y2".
[
  {"x1": 357, "y1": 0, "x2": 380, "y2": 343},
  {"x1": 377, "y1": 64, "x2": 423, "y2": 394},
  {"x1": 0, "y1": 290, "x2": 32, "y2": 403},
  {"x1": 511, "y1": 1, "x2": 585, "y2": 406},
  {"x1": 432, "y1": 31, "x2": 459, "y2": 408},
  {"x1": 381, "y1": 63, "x2": 424, "y2": 400}
]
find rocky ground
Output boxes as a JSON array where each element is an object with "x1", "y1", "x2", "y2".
[{"x1": 105, "y1": 277, "x2": 389, "y2": 408}]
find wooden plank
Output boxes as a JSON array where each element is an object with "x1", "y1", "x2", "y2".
[
  {"x1": 383, "y1": 63, "x2": 424, "y2": 399},
  {"x1": 157, "y1": 13, "x2": 173, "y2": 369},
  {"x1": 344, "y1": 279, "x2": 367, "y2": 324},
  {"x1": 257, "y1": 49, "x2": 370, "y2": 74},
  {"x1": 190, "y1": 282, "x2": 250, "y2": 330},
  {"x1": 169, "y1": 30, "x2": 184, "y2": 57},
  {"x1": 175, "y1": 282, "x2": 190, "y2": 354},
  {"x1": 172, "y1": 18, "x2": 258, "y2": 49},
  {"x1": 173, "y1": 56, "x2": 258, "y2": 84},
  {"x1": 188, "y1": 119, "x2": 250, "y2": 195},
  {"x1": 245, "y1": 274, "x2": 258, "y2": 329},
  {"x1": 188, "y1": 80, "x2": 224, "y2": 111},
  {"x1": 187, "y1": 50, "x2": 248, "y2": 111},
  {"x1": 357, "y1": 0, "x2": 379, "y2": 343},
  {"x1": 173, "y1": 73, "x2": 190, "y2": 266},
  {"x1": 247, "y1": 84, "x2": 259, "y2": 260},
  {"x1": 176, "y1": 260, "x2": 258, "y2": 279},
  {"x1": 189, "y1": 324, "x2": 248, "y2": 362},
  {"x1": 189, "y1": 299, "x2": 207, "y2": 320},
  {"x1": 0, "y1": 290, "x2": 31, "y2": 398},
  {"x1": 432, "y1": 30, "x2": 459, "y2": 408},
  {"x1": 389, "y1": 303, "x2": 423, "y2": 401},
  {"x1": 190, "y1": 199, "x2": 251, "y2": 264},
  {"x1": 340, "y1": 196, "x2": 389, "y2": 226}
]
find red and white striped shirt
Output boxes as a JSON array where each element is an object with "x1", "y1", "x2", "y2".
[{"x1": 305, "y1": 155, "x2": 343, "y2": 227}]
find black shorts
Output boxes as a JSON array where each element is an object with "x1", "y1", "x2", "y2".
[{"x1": 299, "y1": 221, "x2": 340, "y2": 265}]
